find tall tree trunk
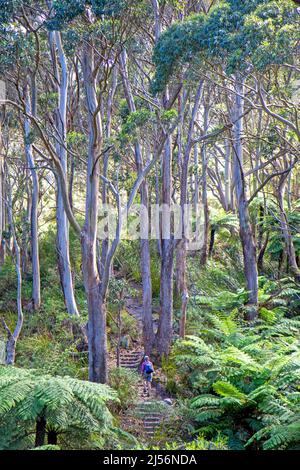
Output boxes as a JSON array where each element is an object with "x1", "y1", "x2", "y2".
[
  {"x1": 0, "y1": 163, "x2": 4, "y2": 265},
  {"x1": 81, "y1": 43, "x2": 107, "y2": 383},
  {"x1": 21, "y1": 187, "x2": 31, "y2": 277},
  {"x1": 100, "y1": 67, "x2": 118, "y2": 278},
  {"x1": 224, "y1": 138, "x2": 231, "y2": 212},
  {"x1": 232, "y1": 77, "x2": 258, "y2": 318},
  {"x1": 120, "y1": 51, "x2": 155, "y2": 354},
  {"x1": 24, "y1": 81, "x2": 41, "y2": 310},
  {"x1": 0, "y1": 121, "x2": 2, "y2": 263},
  {"x1": 155, "y1": 134, "x2": 174, "y2": 357},
  {"x1": 0, "y1": 158, "x2": 6, "y2": 266},
  {"x1": 277, "y1": 174, "x2": 300, "y2": 280},
  {"x1": 193, "y1": 143, "x2": 199, "y2": 213},
  {"x1": 50, "y1": 31, "x2": 79, "y2": 316},
  {"x1": 176, "y1": 83, "x2": 203, "y2": 338},
  {"x1": 200, "y1": 104, "x2": 210, "y2": 265},
  {"x1": 3, "y1": 176, "x2": 24, "y2": 365}
]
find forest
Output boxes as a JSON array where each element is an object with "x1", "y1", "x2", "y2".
[{"x1": 0, "y1": 0, "x2": 299, "y2": 453}]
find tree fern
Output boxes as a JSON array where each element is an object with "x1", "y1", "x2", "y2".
[
  {"x1": 0, "y1": 366, "x2": 133, "y2": 450},
  {"x1": 170, "y1": 313, "x2": 300, "y2": 450}
]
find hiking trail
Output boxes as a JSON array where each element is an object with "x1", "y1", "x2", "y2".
[{"x1": 118, "y1": 288, "x2": 173, "y2": 441}]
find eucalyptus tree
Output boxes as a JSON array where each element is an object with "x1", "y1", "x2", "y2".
[
  {"x1": 0, "y1": 2, "x2": 42, "y2": 310},
  {"x1": 119, "y1": 49, "x2": 155, "y2": 354},
  {"x1": 48, "y1": 21, "x2": 79, "y2": 316},
  {"x1": 1, "y1": 168, "x2": 24, "y2": 365},
  {"x1": 43, "y1": 0, "x2": 172, "y2": 381},
  {"x1": 152, "y1": 0, "x2": 300, "y2": 318}
]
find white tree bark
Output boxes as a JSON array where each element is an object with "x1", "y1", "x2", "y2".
[
  {"x1": 24, "y1": 82, "x2": 41, "y2": 310},
  {"x1": 50, "y1": 31, "x2": 79, "y2": 316},
  {"x1": 2, "y1": 176, "x2": 24, "y2": 365}
]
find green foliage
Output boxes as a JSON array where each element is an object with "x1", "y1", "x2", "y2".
[
  {"x1": 152, "y1": 0, "x2": 299, "y2": 93},
  {"x1": 114, "y1": 241, "x2": 161, "y2": 296},
  {"x1": 47, "y1": 0, "x2": 128, "y2": 30},
  {"x1": 109, "y1": 367, "x2": 139, "y2": 411},
  {"x1": 119, "y1": 108, "x2": 155, "y2": 144},
  {"x1": 33, "y1": 444, "x2": 60, "y2": 450},
  {"x1": 0, "y1": 366, "x2": 122, "y2": 450},
  {"x1": 170, "y1": 314, "x2": 300, "y2": 449}
]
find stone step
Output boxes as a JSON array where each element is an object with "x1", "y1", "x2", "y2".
[
  {"x1": 120, "y1": 352, "x2": 141, "y2": 356},
  {"x1": 121, "y1": 362, "x2": 140, "y2": 366},
  {"x1": 144, "y1": 423, "x2": 160, "y2": 429},
  {"x1": 120, "y1": 360, "x2": 140, "y2": 364},
  {"x1": 136, "y1": 413, "x2": 162, "y2": 419},
  {"x1": 120, "y1": 356, "x2": 141, "y2": 360},
  {"x1": 143, "y1": 417, "x2": 161, "y2": 423},
  {"x1": 120, "y1": 364, "x2": 139, "y2": 369}
]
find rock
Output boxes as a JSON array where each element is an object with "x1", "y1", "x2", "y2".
[{"x1": 163, "y1": 398, "x2": 173, "y2": 406}]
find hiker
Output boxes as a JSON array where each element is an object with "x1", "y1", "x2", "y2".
[{"x1": 141, "y1": 355, "x2": 154, "y2": 397}]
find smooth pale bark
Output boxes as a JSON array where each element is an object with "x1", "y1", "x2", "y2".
[
  {"x1": 155, "y1": 163, "x2": 162, "y2": 258},
  {"x1": 200, "y1": 104, "x2": 210, "y2": 266},
  {"x1": 21, "y1": 189, "x2": 31, "y2": 276},
  {"x1": 151, "y1": 0, "x2": 162, "y2": 41},
  {"x1": 101, "y1": 66, "x2": 118, "y2": 276},
  {"x1": 277, "y1": 174, "x2": 300, "y2": 280},
  {"x1": 193, "y1": 144, "x2": 199, "y2": 213},
  {"x1": 2, "y1": 180, "x2": 24, "y2": 365},
  {"x1": 232, "y1": 77, "x2": 258, "y2": 317},
  {"x1": 224, "y1": 139, "x2": 231, "y2": 212},
  {"x1": 24, "y1": 83, "x2": 41, "y2": 310},
  {"x1": 82, "y1": 43, "x2": 107, "y2": 383},
  {"x1": 176, "y1": 83, "x2": 203, "y2": 338},
  {"x1": 120, "y1": 49, "x2": 155, "y2": 354},
  {"x1": 50, "y1": 31, "x2": 79, "y2": 316}
]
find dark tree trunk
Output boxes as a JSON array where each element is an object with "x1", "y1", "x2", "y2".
[
  {"x1": 257, "y1": 232, "x2": 269, "y2": 273},
  {"x1": 47, "y1": 430, "x2": 58, "y2": 446},
  {"x1": 35, "y1": 416, "x2": 46, "y2": 448},
  {"x1": 209, "y1": 227, "x2": 216, "y2": 258}
]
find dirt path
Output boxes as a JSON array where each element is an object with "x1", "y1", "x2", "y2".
[{"x1": 120, "y1": 288, "x2": 173, "y2": 441}]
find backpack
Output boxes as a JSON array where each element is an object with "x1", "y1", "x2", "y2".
[{"x1": 145, "y1": 363, "x2": 154, "y2": 374}]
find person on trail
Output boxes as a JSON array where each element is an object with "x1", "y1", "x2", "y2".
[{"x1": 141, "y1": 355, "x2": 154, "y2": 397}]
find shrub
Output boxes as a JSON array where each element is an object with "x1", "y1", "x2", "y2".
[{"x1": 109, "y1": 367, "x2": 140, "y2": 411}]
